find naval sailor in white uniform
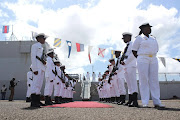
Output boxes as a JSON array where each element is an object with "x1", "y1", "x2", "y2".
[
  {"x1": 132, "y1": 23, "x2": 165, "y2": 108},
  {"x1": 53, "y1": 59, "x2": 62, "y2": 104},
  {"x1": 44, "y1": 49, "x2": 55, "y2": 105},
  {"x1": 92, "y1": 72, "x2": 96, "y2": 82},
  {"x1": 114, "y1": 51, "x2": 126, "y2": 105},
  {"x1": 30, "y1": 33, "x2": 47, "y2": 107},
  {"x1": 121, "y1": 32, "x2": 139, "y2": 107}
]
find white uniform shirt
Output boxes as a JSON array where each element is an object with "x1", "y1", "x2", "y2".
[
  {"x1": 45, "y1": 56, "x2": 55, "y2": 80},
  {"x1": 108, "y1": 65, "x2": 114, "y2": 73},
  {"x1": 92, "y1": 73, "x2": 96, "y2": 81},
  {"x1": 86, "y1": 73, "x2": 90, "y2": 80},
  {"x1": 55, "y1": 66, "x2": 62, "y2": 83},
  {"x1": 31, "y1": 42, "x2": 46, "y2": 72},
  {"x1": 132, "y1": 34, "x2": 159, "y2": 55},
  {"x1": 98, "y1": 73, "x2": 102, "y2": 79},
  {"x1": 124, "y1": 41, "x2": 136, "y2": 68},
  {"x1": 1, "y1": 86, "x2": 7, "y2": 92},
  {"x1": 27, "y1": 71, "x2": 33, "y2": 87}
]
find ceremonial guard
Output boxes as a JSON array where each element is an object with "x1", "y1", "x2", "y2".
[
  {"x1": 132, "y1": 23, "x2": 165, "y2": 108},
  {"x1": 86, "y1": 72, "x2": 90, "y2": 81},
  {"x1": 53, "y1": 59, "x2": 62, "y2": 104},
  {"x1": 44, "y1": 49, "x2": 55, "y2": 105},
  {"x1": 26, "y1": 66, "x2": 33, "y2": 102},
  {"x1": 92, "y1": 72, "x2": 96, "y2": 82},
  {"x1": 30, "y1": 33, "x2": 47, "y2": 107},
  {"x1": 108, "y1": 59, "x2": 119, "y2": 103},
  {"x1": 104, "y1": 70, "x2": 111, "y2": 102},
  {"x1": 115, "y1": 51, "x2": 126, "y2": 105},
  {"x1": 121, "y1": 32, "x2": 138, "y2": 107},
  {"x1": 59, "y1": 65, "x2": 66, "y2": 103},
  {"x1": 98, "y1": 72, "x2": 102, "y2": 81}
]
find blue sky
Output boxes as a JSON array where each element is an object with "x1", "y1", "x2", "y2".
[{"x1": 0, "y1": 0, "x2": 180, "y2": 81}]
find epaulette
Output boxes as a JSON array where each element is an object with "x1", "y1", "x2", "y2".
[{"x1": 150, "y1": 35, "x2": 156, "y2": 39}]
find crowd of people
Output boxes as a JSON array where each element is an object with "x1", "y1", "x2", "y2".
[
  {"x1": 97, "y1": 23, "x2": 165, "y2": 108},
  {"x1": 28, "y1": 33, "x2": 77, "y2": 108}
]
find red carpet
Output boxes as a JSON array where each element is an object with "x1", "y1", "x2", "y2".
[{"x1": 44, "y1": 101, "x2": 113, "y2": 108}]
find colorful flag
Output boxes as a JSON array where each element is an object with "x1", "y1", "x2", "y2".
[
  {"x1": 32, "y1": 31, "x2": 38, "y2": 41},
  {"x1": 173, "y1": 58, "x2": 180, "y2": 62},
  {"x1": 159, "y1": 57, "x2": 166, "y2": 67},
  {"x1": 88, "y1": 46, "x2": 93, "y2": 64},
  {"x1": 98, "y1": 48, "x2": 106, "y2": 58},
  {"x1": 111, "y1": 50, "x2": 115, "y2": 58},
  {"x1": 2, "y1": 25, "x2": 9, "y2": 33},
  {"x1": 66, "y1": 40, "x2": 72, "y2": 58},
  {"x1": 76, "y1": 43, "x2": 84, "y2": 52},
  {"x1": 54, "y1": 38, "x2": 61, "y2": 47}
]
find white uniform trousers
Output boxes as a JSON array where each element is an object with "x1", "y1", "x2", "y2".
[
  {"x1": 54, "y1": 78, "x2": 61, "y2": 97},
  {"x1": 26, "y1": 86, "x2": 32, "y2": 97},
  {"x1": 104, "y1": 83, "x2": 111, "y2": 98},
  {"x1": 97, "y1": 87, "x2": 101, "y2": 98},
  {"x1": 124, "y1": 67, "x2": 138, "y2": 94},
  {"x1": 59, "y1": 83, "x2": 65, "y2": 97},
  {"x1": 31, "y1": 69, "x2": 44, "y2": 95},
  {"x1": 112, "y1": 75, "x2": 120, "y2": 96},
  {"x1": 117, "y1": 77, "x2": 126, "y2": 95},
  {"x1": 44, "y1": 78, "x2": 54, "y2": 96},
  {"x1": 110, "y1": 80, "x2": 116, "y2": 97},
  {"x1": 137, "y1": 56, "x2": 161, "y2": 105}
]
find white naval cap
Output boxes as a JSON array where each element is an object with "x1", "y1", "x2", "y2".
[
  {"x1": 46, "y1": 48, "x2": 54, "y2": 55},
  {"x1": 122, "y1": 32, "x2": 132, "y2": 36},
  {"x1": 54, "y1": 58, "x2": 60, "y2": 63},
  {"x1": 35, "y1": 33, "x2": 48, "y2": 40}
]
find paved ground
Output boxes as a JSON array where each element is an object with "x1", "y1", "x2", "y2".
[{"x1": 0, "y1": 100, "x2": 179, "y2": 120}]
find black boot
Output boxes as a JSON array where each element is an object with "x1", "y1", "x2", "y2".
[
  {"x1": 49, "y1": 97, "x2": 54, "y2": 104},
  {"x1": 26, "y1": 97, "x2": 31, "y2": 102},
  {"x1": 129, "y1": 92, "x2": 139, "y2": 107},
  {"x1": 30, "y1": 94, "x2": 37, "y2": 107},
  {"x1": 54, "y1": 97, "x2": 59, "y2": 104},
  {"x1": 37, "y1": 95, "x2": 46, "y2": 106},
  {"x1": 116, "y1": 97, "x2": 120, "y2": 104},
  {"x1": 117, "y1": 96, "x2": 122, "y2": 105},
  {"x1": 59, "y1": 96, "x2": 62, "y2": 103},
  {"x1": 45, "y1": 96, "x2": 52, "y2": 105},
  {"x1": 125, "y1": 94, "x2": 133, "y2": 106},
  {"x1": 119, "y1": 95, "x2": 126, "y2": 105}
]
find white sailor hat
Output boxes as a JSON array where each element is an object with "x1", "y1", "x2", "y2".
[
  {"x1": 46, "y1": 48, "x2": 54, "y2": 55},
  {"x1": 139, "y1": 23, "x2": 152, "y2": 29},
  {"x1": 35, "y1": 33, "x2": 48, "y2": 40},
  {"x1": 109, "y1": 58, "x2": 115, "y2": 62},
  {"x1": 54, "y1": 59, "x2": 60, "y2": 63},
  {"x1": 122, "y1": 32, "x2": 132, "y2": 39}
]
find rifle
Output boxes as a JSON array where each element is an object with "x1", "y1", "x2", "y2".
[
  {"x1": 52, "y1": 70, "x2": 65, "y2": 83},
  {"x1": 36, "y1": 56, "x2": 46, "y2": 65},
  {"x1": 108, "y1": 66, "x2": 118, "y2": 83}
]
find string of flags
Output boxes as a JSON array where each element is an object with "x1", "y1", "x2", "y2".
[{"x1": 1, "y1": 26, "x2": 179, "y2": 65}]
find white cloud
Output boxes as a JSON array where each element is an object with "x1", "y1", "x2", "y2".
[{"x1": 2, "y1": 0, "x2": 180, "y2": 74}]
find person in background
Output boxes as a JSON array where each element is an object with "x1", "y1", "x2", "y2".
[
  {"x1": 9, "y1": 78, "x2": 19, "y2": 101},
  {"x1": 92, "y1": 72, "x2": 96, "y2": 82},
  {"x1": 1, "y1": 85, "x2": 7, "y2": 100}
]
